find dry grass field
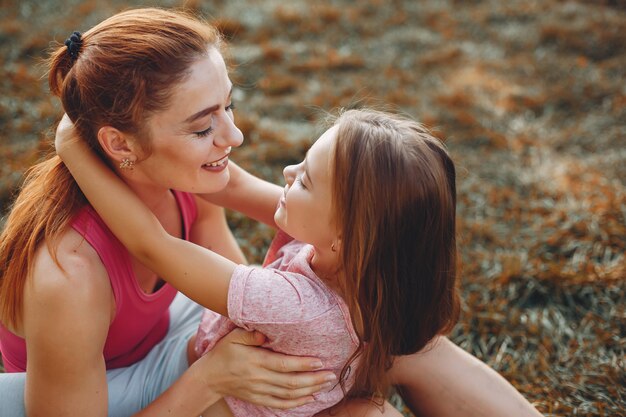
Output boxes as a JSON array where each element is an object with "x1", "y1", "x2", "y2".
[{"x1": 1, "y1": 1, "x2": 624, "y2": 415}]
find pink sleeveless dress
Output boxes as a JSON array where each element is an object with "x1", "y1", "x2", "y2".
[{"x1": 0, "y1": 190, "x2": 197, "y2": 372}]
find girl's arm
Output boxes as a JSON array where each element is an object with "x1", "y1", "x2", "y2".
[
  {"x1": 55, "y1": 116, "x2": 233, "y2": 316},
  {"x1": 199, "y1": 161, "x2": 282, "y2": 229}
]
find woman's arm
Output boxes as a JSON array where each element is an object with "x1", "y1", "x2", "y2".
[
  {"x1": 140, "y1": 328, "x2": 335, "y2": 416},
  {"x1": 191, "y1": 196, "x2": 248, "y2": 265},
  {"x1": 55, "y1": 117, "x2": 235, "y2": 316},
  {"x1": 200, "y1": 161, "x2": 282, "y2": 228},
  {"x1": 23, "y1": 230, "x2": 113, "y2": 417},
  {"x1": 388, "y1": 336, "x2": 542, "y2": 417},
  {"x1": 136, "y1": 329, "x2": 336, "y2": 416}
]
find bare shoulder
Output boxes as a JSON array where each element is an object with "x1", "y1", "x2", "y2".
[{"x1": 23, "y1": 227, "x2": 113, "y2": 333}]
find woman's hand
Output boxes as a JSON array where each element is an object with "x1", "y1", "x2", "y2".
[{"x1": 192, "y1": 328, "x2": 337, "y2": 409}]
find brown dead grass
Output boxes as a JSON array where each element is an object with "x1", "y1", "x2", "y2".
[{"x1": 0, "y1": 1, "x2": 624, "y2": 416}]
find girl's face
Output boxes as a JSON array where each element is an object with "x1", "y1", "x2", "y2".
[
  {"x1": 131, "y1": 48, "x2": 243, "y2": 194},
  {"x1": 275, "y1": 126, "x2": 338, "y2": 249}
]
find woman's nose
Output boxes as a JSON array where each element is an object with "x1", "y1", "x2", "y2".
[{"x1": 214, "y1": 111, "x2": 244, "y2": 148}]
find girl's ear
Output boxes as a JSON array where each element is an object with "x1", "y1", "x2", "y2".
[
  {"x1": 332, "y1": 237, "x2": 342, "y2": 253},
  {"x1": 97, "y1": 126, "x2": 140, "y2": 166}
]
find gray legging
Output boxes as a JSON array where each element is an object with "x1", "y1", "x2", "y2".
[{"x1": 0, "y1": 292, "x2": 204, "y2": 417}]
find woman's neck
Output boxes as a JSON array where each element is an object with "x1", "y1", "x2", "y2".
[{"x1": 118, "y1": 172, "x2": 173, "y2": 217}]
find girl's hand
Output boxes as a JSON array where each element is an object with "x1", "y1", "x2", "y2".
[
  {"x1": 192, "y1": 328, "x2": 336, "y2": 409},
  {"x1": 55, "y1": 114, "x2": 79, "y2": 155}
]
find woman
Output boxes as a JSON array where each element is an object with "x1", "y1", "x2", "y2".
[
  {"x1": 0, "y1": 9, "x2": 335, "y2": 417},
  {"x1": 0, "y1": 7, "x2": 541, "y2": 417}
]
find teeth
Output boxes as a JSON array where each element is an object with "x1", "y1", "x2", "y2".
[
  {"x1": 204, "y1": 150, "x2": 231, "y2": 168},
  {"x1": 210, "y1": 157, "x2": 226, "y2": 167}
]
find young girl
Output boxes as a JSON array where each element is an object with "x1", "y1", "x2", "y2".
[{"x1": 57, "y1": 108, "x2": 460, "y2": 416}]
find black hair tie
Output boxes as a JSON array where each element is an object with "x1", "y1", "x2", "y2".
[{"x1": 64, "y1": 31, "x2": 82, "y2": 60}]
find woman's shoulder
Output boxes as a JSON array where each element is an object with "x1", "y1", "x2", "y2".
[
  {"x1": 26, "y1": 227, "x2": 113, "y2": 323},
  {"x1": 18, "y1": 228, "x2": 114, "y2": 377}
]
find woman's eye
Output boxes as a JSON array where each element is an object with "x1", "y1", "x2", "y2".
[
  {"x1": 226, "y1": 101, "x2": 236, "y2": 112},
  {"x1": 194, "y1": 126, "x2": 214, "y2": 138}
]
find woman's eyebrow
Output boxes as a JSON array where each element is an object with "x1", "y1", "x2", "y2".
[{"x1": 183, "y1": 86, "x2": 233, "y2": 124}]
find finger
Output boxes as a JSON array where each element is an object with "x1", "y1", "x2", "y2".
[
  {"x1": 224, "y1": 328, "x2": 266, "y2": 347},
  {"x1": 257, "y1": 380, "x2": 336, "y2": 400},
  {"x1": 57, "y1": 113, "x2": 74, "y2": 131},
  {"x1": 259, "y1": 350, "x2": 325, "y2": 373},
  {"x1": 260, "y1": 369, "x2": 337, "y2": 392}
]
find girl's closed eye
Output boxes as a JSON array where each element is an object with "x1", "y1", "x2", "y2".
[{"x1": 295, "y1": 175, "x2": 307, "y2": 189}]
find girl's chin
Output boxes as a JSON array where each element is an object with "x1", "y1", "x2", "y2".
[{"x1": 273, "y1": 208, "x2": 285, "y2": 229}]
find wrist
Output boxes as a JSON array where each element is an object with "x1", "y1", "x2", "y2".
[{"x1": 189, "y1": 351, "x2": 225, "y2": 398}]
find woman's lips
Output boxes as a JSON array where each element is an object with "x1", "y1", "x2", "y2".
[
  {"x1": 202, "y1": 151, "x2": 230, "y2": 172},
  {"x1": 201, "y1": 158, "x2": 228, "y2": 172}
]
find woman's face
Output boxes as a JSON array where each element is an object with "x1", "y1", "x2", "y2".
[{"x1": 132, "y1": 47, "x2": 243, "y2": 194}]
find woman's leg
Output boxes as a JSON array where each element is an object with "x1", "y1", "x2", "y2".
[
  {"x1": 0, "y1": 372, "x2": 27, "y2": 417},
  {"x1": 108, "y1": 291, "x2": 205, "y2": 416},
  {"x1": 0, "y1": 292, "x2": 204, "y2": 417},
  {"x1": 0, "y1": 368, "x2": 150, "y2": 417},
  {"x1": 388, "y1": 336, "x2": 542, "y2": 417}
]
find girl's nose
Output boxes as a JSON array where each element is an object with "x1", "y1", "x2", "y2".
[{"x1": 283, "y1": 164, "x2": 297, "y2": 184}]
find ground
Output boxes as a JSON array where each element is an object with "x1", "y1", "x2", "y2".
[{"x1": 0, "y1": 1, "x2": 624, "y2": 416}]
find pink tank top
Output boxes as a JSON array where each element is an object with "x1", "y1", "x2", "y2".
[{"x1": 0, "y1": 191, "x2": 197, "y2": 373}]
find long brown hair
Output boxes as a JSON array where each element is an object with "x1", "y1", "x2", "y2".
[
  {"x1": 0, "y1": 8, "x2": 222, "y2": 329},
  {"x1": 331, "y1": 109, "x2": 460, "y2": 401}
]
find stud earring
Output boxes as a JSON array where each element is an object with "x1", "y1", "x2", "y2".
[{"x1": 119, "y1": 158, "x2": 135, "y2": 170}]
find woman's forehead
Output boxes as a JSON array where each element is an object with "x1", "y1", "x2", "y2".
[{"x1": 157, "y1": 50, "x2": 232, "y2": 124}]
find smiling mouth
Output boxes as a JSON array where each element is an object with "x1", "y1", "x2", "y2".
[{"x1": 202, "y1": 147, "x2": 231, "y2": 168}]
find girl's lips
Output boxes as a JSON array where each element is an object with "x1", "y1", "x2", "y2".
[{"x1": 278, "y1": 185, "x2": 288, "y2": 207}]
